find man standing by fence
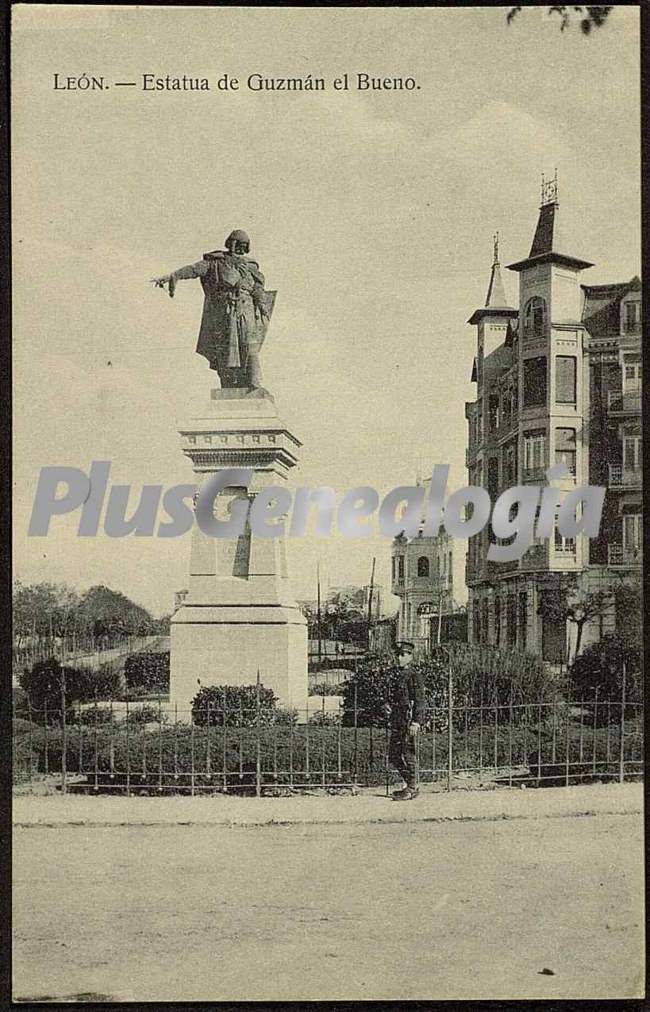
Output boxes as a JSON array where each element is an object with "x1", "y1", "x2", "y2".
[{"x1": 387, "y1": 641, "x2": 425, "y2": 800}]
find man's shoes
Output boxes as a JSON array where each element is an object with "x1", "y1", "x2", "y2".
[{"x1": 392, "y1": 787, "x2": 419, "y2": 801}]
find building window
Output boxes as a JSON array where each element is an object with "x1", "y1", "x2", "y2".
[
  {"x1": 623, "y1": 360, "x2": 641, "y2": 392},
  {"x1": 524, "y1": 429, "x2": 546, "y2": 475},
  {"x1": 556, "y1": 356, "x2": 577, "y2": 404},
  {"x1": 623, "y1": 514, "x2": 642, "y2": 557},
  {"x1": 417, "y1": 556, "x2": 429, "y2": 578},
  {"x1": 494, "y1": 597, "x2": 501, "y2": 646},
  {"x1": 397, "y1": 556, "x2": 404, "y2": 580},
  {"x1": 623, "y1": 435, "x2": 642, "y2": 471},
  {"x1": 518, "y1": 592, "x2": 527, "y2": 648},
  {"x1": 502, "y1": 440, "x2": 517, "y2": 485},
  {"x1": 506, "y1": 596, "x2": 517, "y2": 646},
  {"x1": 555, "y1": 427, "x2": 577, "y2": 476},
  {"x1": 524, "y1": 296, "x2": 547, "y2": 336},
  {"x1": 554, "y1": 525, "x2": 576, "y2": 555},
  {"x1": 523, "y1": 356, "x2": 547, "y2": 407},
  {"x1": 625, "y1": 301, "x2": 641, "y2": 332},
  {"x1": 487, "y1": 457, "x2": 499, "y2": 499},
  {"x1": 475, "y1": 599, "x2": 485, "y2": 639}
]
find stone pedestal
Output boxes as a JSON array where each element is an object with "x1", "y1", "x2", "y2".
[{"x1": 170, "y1": 388, "x2": 308, "y2": 716}]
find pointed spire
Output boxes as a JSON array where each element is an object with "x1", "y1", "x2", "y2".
[
  {"x1": 528, "y1": 171, "x2": 566, "y2": 258},
  {"x1": 484, "y1": 230, "x2": 508, "y2": 308},
  {"x1": 507, "y1": 172, "x2": 593, "y2": 274},
  {"x1": 468, "y1": 232, "x2": 517, "y2": 325}
]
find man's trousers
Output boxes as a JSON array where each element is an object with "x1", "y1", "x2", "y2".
[{"x1": 388, "y1": 725, "x2": 417, "y2": 789}]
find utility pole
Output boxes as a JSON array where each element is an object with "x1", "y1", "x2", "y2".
[
  {"x1": 437, "y1": 588, "x2": 446, "y2": 647},
  {"x1": 317, "y1": 561, "x2": 323, "y2": 667},
  {"x1": 367, "y1": 556, "x2": 376, "y2": 651}
]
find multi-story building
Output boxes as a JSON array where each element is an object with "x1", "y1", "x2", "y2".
[
  {"x1": 390, "y1": 484, "x2": 454, "y2": 654},
  {"x1": 465, "y1": 177, "x2": 641, "y2": 662}
]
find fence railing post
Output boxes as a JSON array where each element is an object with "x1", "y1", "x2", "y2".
[
  {"x1": 353, "y1": 683, "x2": 358, "y2": 785},
  {"x1": 26, "y1": 693, "x2": 34, "y2": 786},
  {"x1": 619, "y1": 662, "x2": 627, "y2": 784},
  {"x1": 255, "y1": 670, "x2": 262, "y2": 797},
  {"x1": 60, "y1": 671, "x2": 67, "y2": 795},
  {"x1": 447, "y1": 661, "x2": 453, "y2": 792}
]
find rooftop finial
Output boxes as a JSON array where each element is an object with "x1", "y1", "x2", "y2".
[
  {"x1": 493, "y1": 230, "x2": 500, "y2": 265},
  {"x1": 541, "y1": 168, "x2": 558, "y2": 207}
]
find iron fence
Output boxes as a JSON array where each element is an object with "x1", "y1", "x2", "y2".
[{"x1": 13, "y1": 675, "x2": 643, "y2": 796}]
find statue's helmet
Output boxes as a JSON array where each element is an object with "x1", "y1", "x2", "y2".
[{"x1": 225, "y1": 229, "x2": 250, "y2": 252}]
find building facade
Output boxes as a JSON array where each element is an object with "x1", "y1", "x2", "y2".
[
  {"x1": 391, "y1": 525, "x2": 454, "y2": 655},
  {"x1": 465, "y1": 179, "x2": 642, "y2": 662}
]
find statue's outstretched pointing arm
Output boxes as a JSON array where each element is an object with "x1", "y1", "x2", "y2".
[{"x1": 150, "y1": 259, "x2": 209, "y2": 298}]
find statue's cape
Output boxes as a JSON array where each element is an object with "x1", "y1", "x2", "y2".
[{"x1": 258, "y1": 290, "x2": 276, "y2": 348}]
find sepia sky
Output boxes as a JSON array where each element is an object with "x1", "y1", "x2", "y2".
[{"x1": 12, "y1": 5, "x2": 640, "y2": 616}]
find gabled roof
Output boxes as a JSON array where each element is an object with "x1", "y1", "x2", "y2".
[{"x1": 581, "y1": 275, "x2": 642, "y2": 337}]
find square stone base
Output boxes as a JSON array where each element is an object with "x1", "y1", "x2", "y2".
[{"x1": 170, "y1": 604, "x2": 308, "y2": 718}]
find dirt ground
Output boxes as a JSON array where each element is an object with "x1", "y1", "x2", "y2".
[{"x1": 13, "y1": 813, "x2": 644, "y2": 1001}]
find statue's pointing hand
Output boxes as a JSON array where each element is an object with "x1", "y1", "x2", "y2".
[{"x1": 150, "y1": 274, "x2": 176, "y2": 298}]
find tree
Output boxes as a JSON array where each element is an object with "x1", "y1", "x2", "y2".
[
  {"x1": 537, "y1": 575, "x2": 613, "y2": 662},
  {"x1": 507, "y1": 6, "x2": 613, "y2": 34},
  {"x1": 612, "y1": 582, "x2": 642, "y2": 643}
]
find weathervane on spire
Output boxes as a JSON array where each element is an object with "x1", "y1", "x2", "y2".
[
  {"x1": 540, "y1": 168, "x2": 559, "y2": 207},
  {"x1": 493, "y1": 230, "x2": 500, "y2": 265}
]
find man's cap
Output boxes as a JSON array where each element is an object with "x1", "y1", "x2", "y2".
[
  {"x1": 225, "y1": 229, "x2": 251, "y2": 246},
  {"x1": 397, "y1": 641, "x2": 415, "y2": 653}
]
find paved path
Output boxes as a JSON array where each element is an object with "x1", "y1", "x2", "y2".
[
  {"x1": 13, "y1": 781, "x2": 643, "y2": 828},
  {"x1": 13, "y1": 812, "x2": 644, "y2": 1001}
]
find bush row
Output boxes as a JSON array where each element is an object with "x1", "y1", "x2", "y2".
[{"x1": 14, "y1": 715, "x2": 643, "y2": 787}]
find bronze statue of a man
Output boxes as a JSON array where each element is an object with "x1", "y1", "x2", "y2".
[{"x1": 151, "y1": 230, "x2": 275, "y2": 390}]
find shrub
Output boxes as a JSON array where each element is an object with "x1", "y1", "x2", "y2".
[
  {"x1": 191, "y1": 683, "x2": 278, "y2": 727},
  {"x1": 78, "y1": 662, "x2": 123, "y2": 702},
  {"x1": 18, "y1": 707, "x2": 643, "y2": 790},
  {"x1": 340, "y1": 654, "x2": 398, "y2": 726},
  {"x1": 18, "y1": 658, "x2": 87, "y2": 719},
  {"x1": 310, "y1": 682, "x2": 347, "y2": 696},
  {"x1": 13, "y1": 717, "x2": 37, "y2": 736},
  {"x1": 17, "y1": 658, "x2": 125, "y2": 719},
  {"x1": 570, "y1": 634, "x2": 642, "y2": 707},
  {"x1": 309, "y1": 710, "x2": 341, "y2": 727},
  {"x1": 126, "y1": 704, "x2": 168, "y2": 725},
  {"x1": 438, "y1": 644, "x2": 554, "y2": 707},
  {"x1": 124, "y1": 651, "x2": 170, "y2": 695},
  {"x1": 274, "y1": 708, "x2": 299, "y2": 727},
  {"x1": 13, "y1": 685, "x2": 28, "y2": 718},
  {"x1": 72, "y1": 706, "x2": 115, "y2": 726},
  {"x1": 340, "y1": 646, "x2": 557, "y2": 728}
]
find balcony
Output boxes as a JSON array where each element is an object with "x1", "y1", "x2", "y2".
[
  {"x1": 519, "y1": 542, "x2": 546, "y2": 571},
  {"x1": 522, "y1": 466, "x2": 546, "y2": 484},
  {"x1": 608, "y1": 544, "x2": 643, "y2": 568},
  {"x1": 608, "y1": 390, "x2": 641, "y2": 416},
  {"x1": 608, "y1": 464, "x2": 642, "y2": 489},
  {"x1": 553, "y1": 543, "x2": 576, "y2": 556}
]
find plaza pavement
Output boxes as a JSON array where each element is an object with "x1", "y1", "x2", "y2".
[{"x1": 13, "y1": 780, "x2": 642, "y2": 829}]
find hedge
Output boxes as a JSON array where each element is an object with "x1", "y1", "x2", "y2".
[
  {"x1": 13, "y1": 715, "x2": 642, "y2": 789},
  {"x1": 123, "y1": 651, "x2": 170, "y2": 694}
]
